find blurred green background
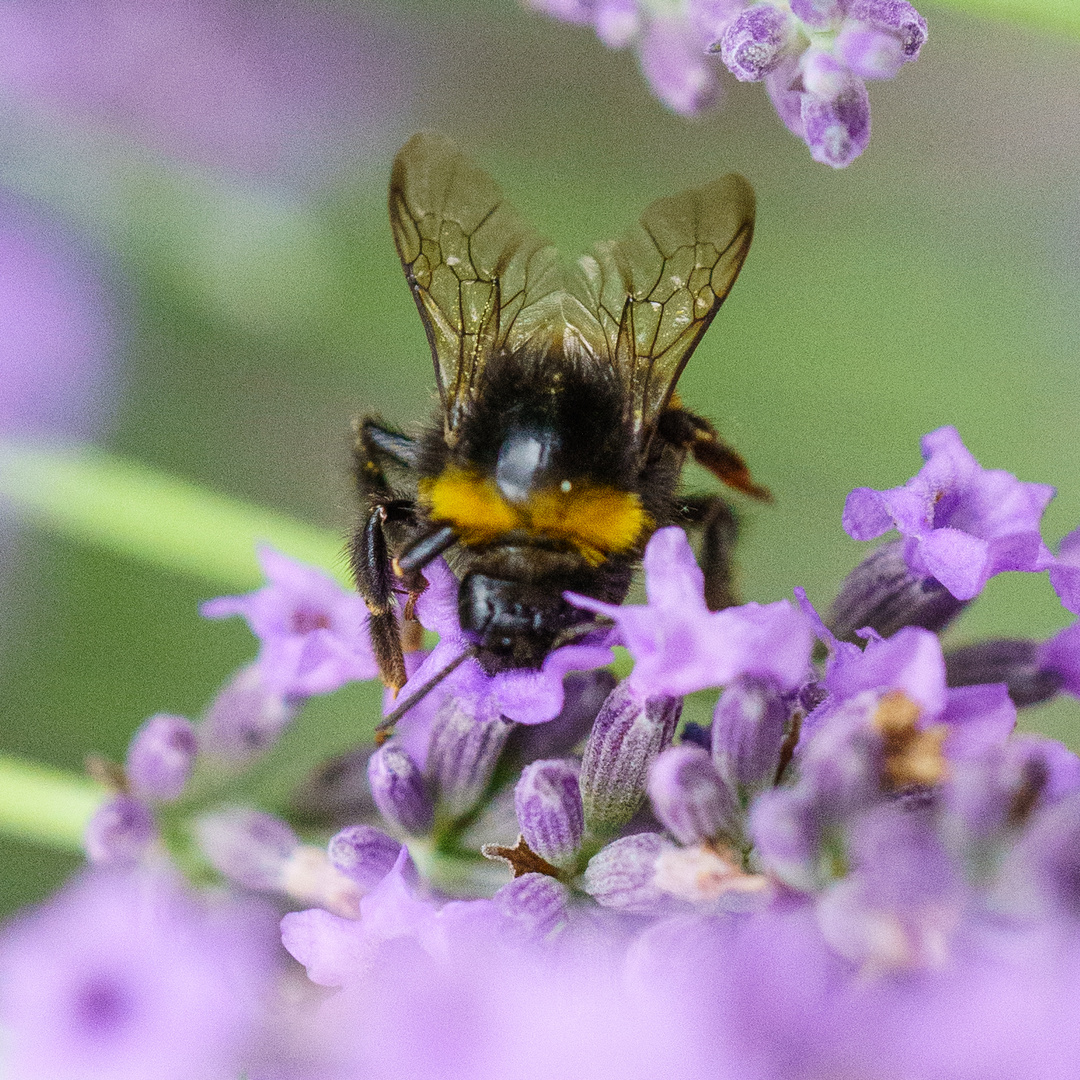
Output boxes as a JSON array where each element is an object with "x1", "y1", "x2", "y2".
[{"x1": 1, "y1": 0, "x2": 1079, "y2": 915}]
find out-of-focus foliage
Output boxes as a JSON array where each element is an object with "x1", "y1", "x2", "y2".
[{"x1": 0, "y1": 0, "x2": 1079, "y2": 913}]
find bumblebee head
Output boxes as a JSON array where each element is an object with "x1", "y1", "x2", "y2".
[{"x1": 458, "y1": 571, "x2": 590, "y2": 674}]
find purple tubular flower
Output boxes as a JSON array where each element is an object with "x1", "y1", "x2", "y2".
[
  {"x1": 193, "y1": 808, "x2": 297, "y2": 891},
  {"x1": 843, "y1": 427, "x2": 1055, "y2": 602},
  {"x1": 327, "y1": 825, "x2": 403, "y2": 890},
  {"x1": 199, "y1": 663, "x2": 297, "y2": 763},
  {"x1": 0, "y1": 869, "x2": 273, "y2": 1080},
  {"x1": 426, "y1": 703, "x2": 516, "y2": 821},
  {"x1": 847, "y1": 0, "x2": 928, "y2": 59},
  {"x1": 579, "y1": 681, "x2": 681, "y2": 835},
  {"x1": 368, "y1": 742, "x2": 434, "y2": 836},
  {"x1": 712, "y1": 676, "x2": 790, "y2": 794},
  {"x1": 125, "y1": 713, "x2": 198, "y2": 802},
  {"x1": 202, "y1": 548, "x2": 378, "y2": 698},
  {"x1": 801, "y1": 78, "x2": 872, "y2": 169},
  {"x1": 816, "y1": 804, "x2": 963, "y2": 971},
  {"x1": 594, "y1": 0, "x2": 641, "y2": 47},
  {"x1": 648, "y1": 746, "x2": 738, "y2": 845},
  {"x1": 825, "y1": 625, "x2": 947, "y2": 719},
  {"x1": 835, "y1": 25, "x2": 905, "y2": 79},
  {"x1": 569, "y1": 527, "x2": 814, "y2": 698},
  {"x1": 638, "y1": 17, "x2": 720, "y2": 115},
  {"x1": 582, "y1": 832, "x2": 678, "y2": 914},
  {"x1": 493, "y1": 874, "x2": 572, "y2": 938},
  {"x1": 84, "y1": 795, "x2": 156, "y2": 867},
  {"x1": 788, "y1": 0, "x2": 843, "y2": 28},
  {"x1": 946, "y1": 638, "x2": 1065, "y2": 708},
  {"x1": 1038, "y1": 622, "x2": 1080, "y2": 699},
  {"x1": 828, "y1": 540, "x2": 968, "y2": 642},
  {"x1": 514, "y1": 759, "x2": 584, "y2": 867},
  {"x1": 715, "y1": 3, "x2": 794, "y2": 82},
  {"x1": 1050, "y1": 525, "x2": 1080, "y2": 613}
]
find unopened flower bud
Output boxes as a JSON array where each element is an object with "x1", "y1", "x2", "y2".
[
  {"x1": 514, "y1": 759, "x2": 584, "y2": 867},
  {"x1": 714, "y1": 3, "x2": 793, "y2": 81},
  {"x1": 648, "y1": 746, "x2": 737, "y2": 845},
  {"x1": 594, "y1": 0, "x2": 640, "y2": 48},
  {"x1": 789, "y1": 0, "x2": 842, "y2": 28},
  {"x1": 836, "y1": 24, "x2": 904, "y2": 79},
  {"x1": 847, "y1": 0, "x2": 927, "y2": 59},
  {"x1": 84, "y1": 795, "x2": 156, "y2": 866},
  {"x1": 946, "y1": 639, "x2": 1062, "y2": 709},
  {"x1": 194, "y1": 808, "x2": 298, "y2": 890},
  {"x1": 583, "y1": 833, "x2": 678, "y2": 914},
  {"x1": 580, "y1": 682, "x2": 681, "y2": 835},
  {"x1": 201, "y1": 663, "x2": 298, "y2": 763},
  {"x1": 125, "y1": 713, "x2": 198, "y2": 802},
  {"x1": 712, "y1": 677, "x2": 789, "y2": 794},
  {"x1": 494, "y1": 873, "x2": 572, "y2": 938},
  {"x1": 426, "y1": 702, "x2": 515, "y2": 821},
  {"x1": 802, "y1": 77, "x2": 872, "y2": 168},
  {"x1": 829, "y1": 541, "x2": 967, "y2": 643},
  {"x1": 327, "y1": 824, "x2": 403, "y2": 889},
  {"x1": 368, "y1": 742, "x2": 434, "y2": 835}
]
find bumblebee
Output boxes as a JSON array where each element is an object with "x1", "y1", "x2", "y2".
[{"x1": 351, "y1": 134, "x2": 769, "y2": 693}]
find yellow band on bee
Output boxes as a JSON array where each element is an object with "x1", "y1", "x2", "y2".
[{"x1": 419, "y1": 467, "x2": 650, "y2": 563}]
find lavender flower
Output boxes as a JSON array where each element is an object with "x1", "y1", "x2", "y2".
[
  {"x1": 843, "y1": 426, "x2": 1055, "y2": 602},
  {"x1": 83, "y1": 795, "x2": 156, "y2": 867},
  {"x1": 20, "y1": 422, "x2": 1080, "y2": 1080},
  {"x1": 527, "y1": 0, "x2": 927, "y2": 166},
  {"x1": 0, "y1": 870, "x2": 274, "y2": 1080},
  {"x1": 125, "y1": 714, "x2": 198, "y2": 802},
  {"x1": 202, "y1": 548, "x2": 379, "y2": 698},
  {"x1": 514, "y1": 759, "x2": 585, "y2": 867},
  {"x1": 569, "y1": 527, "x2": 813, "y2": 698}
]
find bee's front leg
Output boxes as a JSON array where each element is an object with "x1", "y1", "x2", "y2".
[{"x1": 351, "y1": 416, "x2": 424, "y2": 693}]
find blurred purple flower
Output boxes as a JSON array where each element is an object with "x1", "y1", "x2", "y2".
[
  {"x1": 0, "y1": 197, "x2": 119, "y2": 443},
  {"x1": 527, "y1": 0, "x2": 925, "y2": 166},
  {"x1": 202, "y1": 547, "x2": 378, "y2": 698},
  {"x1": 0, "y1": 0, "x2": 412, "y2": 185},
  {"x1": 843, "y1": 426, "x2": 1055, "y2": 601},
  {"x1": 569, "y1": 527, "x2": 813, "y2": 698},
  {"x1": 0, "y1": 869, "x2": 274, "y2": 1080}
]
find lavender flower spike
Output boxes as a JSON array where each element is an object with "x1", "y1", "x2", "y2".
[
  {"x1": 843, "y1": 426, "x2": 1055, "y2": 601},
  {"x1": 579, "y1": 681, "x2": 680, "y2": 835},
  {"x1": 514, "y1": 759, "x2": 585, "y2": 867}
]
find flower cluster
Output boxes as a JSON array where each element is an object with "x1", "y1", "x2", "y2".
[
  {"x1": 526, "y1": 0, "x2": 927, "y2": 167},
  {"x1": 5, "y1": 425, "x2": 1080, "y2": 1078}
]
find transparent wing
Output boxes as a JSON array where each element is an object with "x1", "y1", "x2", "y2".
[
  {"x1": 389, "y1": 134, "x2": 562, "y2": 435},
  {"x1": 568, "y1": 174, "x2": 756, "y2": 441}
]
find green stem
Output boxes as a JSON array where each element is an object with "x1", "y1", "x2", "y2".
[
  {"x1": 0, "y1": 439, "x2": 347, "y2": 589},
  {"x1": 0, "y1": 754, "x2": 104, "y2": 852}
]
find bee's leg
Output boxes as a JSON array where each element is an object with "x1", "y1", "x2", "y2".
[
  {"x1": 657, "y1": 408, "x2": 772, "y2": 502},
  {"x1": 350, "y1": 416, "x2": 423, "y2": 692},
  {"x1": 676, "y1": 495, "x2": 740, "y2": 612}
]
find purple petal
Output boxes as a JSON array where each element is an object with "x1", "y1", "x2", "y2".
[
  {"x1": 842, "y1": 487, "x2": 895, "y2": 541},
  {"x1": 638, "y1": 17, "x2": 721, "y2": 115},
  {"x1": 939, "y1": 683, "x2": 1016, "y2": 760},
  {"x1": 913, "y1": 527, "x2": 989, "y2": 601}
]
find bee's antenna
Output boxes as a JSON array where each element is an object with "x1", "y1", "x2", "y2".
[{"x1": 374, "y1": 646, "x2": 477, "y2": 744}]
